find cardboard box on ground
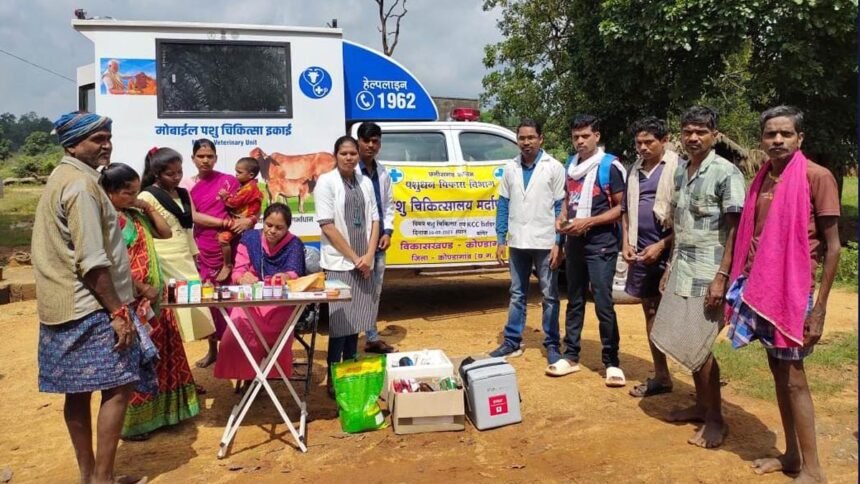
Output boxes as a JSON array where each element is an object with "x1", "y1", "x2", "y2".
[
  {"x1": 386, "y1": 376, "x2": 466, "y2": 435},
  {"x1": 380, "y1": 351, "x2": 522, "y2": 434}
]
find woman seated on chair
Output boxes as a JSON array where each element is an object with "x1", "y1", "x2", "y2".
[{"x1": 214, "y1": 203, "x2": 306, "y2": 382}]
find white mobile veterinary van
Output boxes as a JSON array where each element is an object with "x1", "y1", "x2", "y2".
[
  {"x1": 74, "y1": 19, "x2": 629, "y2": 297},
  {"x1": 73, "y1": 18, "x2": 508, "y2": 271}
]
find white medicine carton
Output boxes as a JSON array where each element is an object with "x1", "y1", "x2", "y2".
[{"x1": 382, "y1": 349, "x2": 455, "y2": 397}]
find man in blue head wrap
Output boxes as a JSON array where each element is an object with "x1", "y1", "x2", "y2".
[
  {"x1": 33, "y1": 111, "x2": 148, "y2": 483},
  {"x1": 51, "y1": 111, "x2": 113, "y2": 166}
]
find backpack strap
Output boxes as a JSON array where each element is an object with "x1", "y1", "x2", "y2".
[{"x1": 597, "y1": 153, "x2": 617, "y2": 206}]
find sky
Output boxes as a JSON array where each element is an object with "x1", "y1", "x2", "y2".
[{"x1": 0, "y1": 0, "x2": 503, "y2": 120}]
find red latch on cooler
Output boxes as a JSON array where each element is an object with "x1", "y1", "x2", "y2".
[{"x1": 488, "y1": 394, "x2": 508, "y2": 416}]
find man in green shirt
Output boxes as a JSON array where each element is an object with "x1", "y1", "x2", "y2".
[{"x1": 651, "y1": 106, "x2": 745, "y2": 449}]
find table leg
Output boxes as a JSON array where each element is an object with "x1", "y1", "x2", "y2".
[
  {"x1": 216, "y1": 305, "x2": 309, "y2": 456},
  {"x1": 242, "y1": 305, "x2": 308, "y2": 415}
]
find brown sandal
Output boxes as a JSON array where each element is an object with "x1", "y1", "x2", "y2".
[{"x1": 629, "y1": 378, "x2": 673, "y2": 398}]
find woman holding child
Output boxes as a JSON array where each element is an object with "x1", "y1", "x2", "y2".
[{"x1": 182, "y1": 139, "x2": 258, "y2": 367}]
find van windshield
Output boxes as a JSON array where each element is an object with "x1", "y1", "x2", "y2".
[{"x1": 377, "y1": 132, "x2": 449, "y2": 163}]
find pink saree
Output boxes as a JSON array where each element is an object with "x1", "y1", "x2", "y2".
[{"x1": 185, "y1": 171, "x2": 239, "y2": 338}]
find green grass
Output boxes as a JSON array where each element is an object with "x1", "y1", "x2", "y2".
[
  {"x1": 831, "y1": 175, "x2": 857, "y2": 289},
  {"x1": 0, "y1": 185, "x2": 42, "y2": 248},
  {"x1": 842, "y1": 176, "x2": 857, "y2": 208},
  {"x1": 840, "y1": 176, "x2": 857, "y2": 245},
  {"x1": 714, "y1": 331, "x2": 858, "y2": 401},
  {"x1": 271, "y1": 193, "x2": 315, "y2": 214}
]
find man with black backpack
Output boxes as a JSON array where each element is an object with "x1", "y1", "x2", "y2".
[{"x1": 551, "y1": 115, "x2": 627, "y2": 387}]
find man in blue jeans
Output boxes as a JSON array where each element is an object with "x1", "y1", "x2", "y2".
[
  {"x1": 555, "y1": 114, "x2": 627, "y2": 386},
  {"x1": 491, "y1": 119, "x2": 566, "y2": 371},
  {"x1": 357, "y1": 122, "x2": 396, "y2": 354}
]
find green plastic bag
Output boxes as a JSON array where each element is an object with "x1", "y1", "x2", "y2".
[{"x1": 331, "y1": 355, "x2": 388, "y2": 433}]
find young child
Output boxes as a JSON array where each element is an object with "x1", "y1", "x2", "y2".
[{"x1": 217, "y1": 157, "x2": 263, "y2": 282}]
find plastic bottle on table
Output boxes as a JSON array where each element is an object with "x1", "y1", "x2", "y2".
[
  {"x1": 202, "y1": 279, "x2": 215, "y2": 301},
  {"x1": 272, "y1": 275, "x2": 283, "y2": 299},
  {"x1": 263, "y1": 276, "x2": 273, "y2": 299},
  {"x1": 167, "y1": 278, "x2": 177, "y2": 304}
]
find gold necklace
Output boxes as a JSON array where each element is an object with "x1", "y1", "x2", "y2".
[{"x1": 767, "y1": 171, "x2": 782, "y2": 183}]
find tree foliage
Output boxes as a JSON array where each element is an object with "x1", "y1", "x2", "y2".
[
  {"x1": 21, "y1": 132, "x2": 55, "y2": 156},
  {"x1": 9, "y1": 146, "x2": 64, "y2": 178},
  {"x1": 0, "y1": 112, "x2": 53, "y2": 151},
  {"x1": 482, "y1": 0, "x2": 858, "y2": 171},
  {"x1": 0, "y1": 127, "x2": 12, "y2": 161},
  {"x1": 0, "y1": 113, "x2": 61, "y2": 178}
]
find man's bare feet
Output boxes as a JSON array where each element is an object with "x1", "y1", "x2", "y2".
[
  {"x1": 687, "y1": 420, "x2": 727, "y2": 448},
  {"x1": 791, "y1": 470, "x2": 827, "y2": 483},
  {"x1": 215, "y1": 265, "x2": 233, "y2": 283},
  {"x1": 751, "y1": 455, "x2": 801, "y2": 476},
  {"x1": 665, "y1": 404, "x2": 706, "y2": 422}
]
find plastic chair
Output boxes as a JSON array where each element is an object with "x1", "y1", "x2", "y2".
[{"x1": 289, "y1": 245, "x2": 323, "y2": 395}]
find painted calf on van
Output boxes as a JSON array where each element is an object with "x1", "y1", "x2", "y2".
[{"x1": 251, "y1": 148, "x2": 336, "y2": 213}]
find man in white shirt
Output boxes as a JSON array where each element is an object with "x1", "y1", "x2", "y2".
[{"x1": 491, "y1": 119, "x2": 566, "y2": 371}]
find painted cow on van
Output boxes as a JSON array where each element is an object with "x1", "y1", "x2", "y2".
[{"x1": 251, "y1": 148, "x2": 336, "y2": 213}]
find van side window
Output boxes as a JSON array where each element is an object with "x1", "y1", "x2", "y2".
[
  {"x1": 157, "y1": 40, "x2": 292, "y2": 118},
  {"x1": 377, "y1": 132, "x2": 449, "y2": 162},
  {"x1": 459, "y1": 132, "x2": 519, "y2": 161}
]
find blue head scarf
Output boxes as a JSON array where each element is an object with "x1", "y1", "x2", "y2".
[{"x1": 51, "y1": 112, "x2": 112, "y2": 148}]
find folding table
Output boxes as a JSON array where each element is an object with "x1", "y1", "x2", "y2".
[{"x1": 163, "y1": 288, "x2": 349, "y2": 457}]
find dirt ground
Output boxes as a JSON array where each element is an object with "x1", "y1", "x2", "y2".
[{"x1": 0, "y1": 273, "x2": 857, "y2": 483}]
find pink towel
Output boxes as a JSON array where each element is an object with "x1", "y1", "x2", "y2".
[{"x1": 727, "y1": 150, "x2": 811, "y2": 347}]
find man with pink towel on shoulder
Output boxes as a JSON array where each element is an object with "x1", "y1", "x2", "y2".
[{"x1": 726, "y1": 105, "x2": 841, "y2": 483}]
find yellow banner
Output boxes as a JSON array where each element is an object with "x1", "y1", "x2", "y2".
[{"x1": 387, "y1": 165, "x2": 502, "y2": 266}]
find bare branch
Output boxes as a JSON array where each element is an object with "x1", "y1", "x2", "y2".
[{"x1": 375, "y1": 0, "x2": 407, "y2": 56}]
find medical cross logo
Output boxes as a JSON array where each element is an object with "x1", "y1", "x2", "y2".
[
  {"x1": 389, "y1": 167, "x2": 404, "y2": 184},
  {"x1": 299, "y1": 66, "x2": 332, "y2": 99}
]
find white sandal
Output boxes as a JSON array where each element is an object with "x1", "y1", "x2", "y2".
[
  {"x1": 605, "y1": 366, "x2": 626, "y2": 387},
  {"x1": 545, "y1": 358, "x2": 581, "y2": 377}
]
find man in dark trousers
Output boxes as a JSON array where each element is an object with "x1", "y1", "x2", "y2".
[
  {"x1": 356, "y1": 122, "x2": 397, "y2": 354},
  {"x1": 554, "y1": 114, "x2": 627, "y2": 386}
]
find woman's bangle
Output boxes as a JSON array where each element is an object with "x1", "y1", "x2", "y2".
[
  {"x1": 111, "y1": 305, "x2": 130, "y2": 321},
  {"x1": 716, "y1": 270, "x2": 730, "y2": 279}
]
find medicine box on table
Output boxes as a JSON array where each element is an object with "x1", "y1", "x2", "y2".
[
  {"x1": 459, "y1": 357, "x2": 522, "y2": 430},
  {"x1": 382, "y1": 349, "x2": 454, "y2": 397},
  {"x1": 387, "y1": 377, "x2": 465, "y2": 435}
]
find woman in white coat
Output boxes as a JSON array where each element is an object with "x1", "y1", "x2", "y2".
[{"x1": 314, "y1": 135, "x2": 380, "y2": 396}]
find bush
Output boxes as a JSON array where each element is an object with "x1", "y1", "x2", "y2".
[
  {"x1": 20, "y1": 131, "x2": 56, "y2": 156},
  {"x1": 9, "y1": 146, "x2": 63, "y2": 178},
  {"x1": 836, "y1": 242, "x2": 858, "y2": 288}
]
